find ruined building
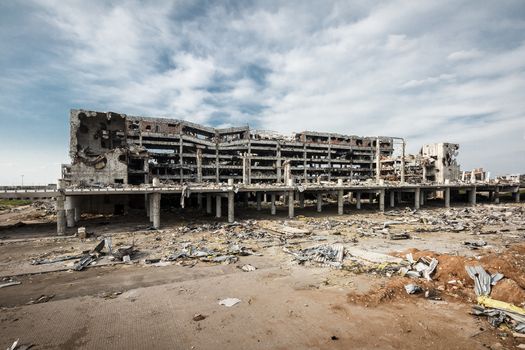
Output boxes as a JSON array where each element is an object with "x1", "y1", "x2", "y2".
[{"x1": 62, "y1": 109, "x2": 397, "y2": 186}]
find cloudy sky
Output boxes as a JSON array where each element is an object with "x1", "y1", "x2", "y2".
[{"x1": 1, "y1": 0, "x2": 524, "y2": 185}]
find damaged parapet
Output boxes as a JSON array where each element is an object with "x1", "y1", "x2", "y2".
[
  {"x1": 420, "y1": 143, "x2": 460, "y2": 183},
  {"x1": 64, "y1": 109, "x2": 397, "y2": 186},
  {"x1": 378, "y1": 143, "x2": 461, "y2": 184}
]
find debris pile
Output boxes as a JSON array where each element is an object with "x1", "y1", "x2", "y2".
[
  {"x1": 400, "y1": 253, "x2": 438, "y2": 281},
  {"x1": 284, "y1": 243, "x2": 344, "y2": 268},
  {"x1": 465, "y1": 265, "x2": 525, "y2": 333},
  {"x1": 166, "y1": 243, "x2": 257, "y2": 266}
]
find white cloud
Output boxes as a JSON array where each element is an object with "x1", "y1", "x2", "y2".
[{"x1": 447, "y1": 49, "x2": 483, "y2": 61}]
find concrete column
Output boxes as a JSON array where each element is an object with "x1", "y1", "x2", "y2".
[
  {"x1": 149, "y1": 194, "x2": 154, "y2": 223},
  {"x1": 444, "y1": 187, "x2": 450, "y2": 208},
  {"x1": 299, "y1": 192, "x2": 305, "y2": 209},
  {"x1": 414, "y1": 188, "x2": 420, "y2": 210},
  {"x1": 69, "y1": 196, "x2": 81, "y2": 223},
  {"x1": 420, "y1": 190, "x2": 425, "y2": 206},
  {"x1": 515, "y1": 190, "x2": 521, "y2": 203},
  {"x1": 288, "y1": 190, "x2": 294, "y2": 219},
  {"x1": 151, "y1": 192, "x2": 161, "y2": 229},
  {"x1": 215, "y1": 195, "x2": 222, "y2": 218},
  {"x1": 263, "y1": 193, "x2": 267, "y2": 203},
  {"x1": 66, "y1": 210, "x2": 75, "y2": 228},
  {"x1": 74, "y1": 198, "x2": 81, "y2": 223},
  {"x1": 389, "y1": 191, "x2": 395, "y2": 208},
  {"x1": 316, "y1": 193, "x2": 322, "y2": 212},
  {"x1": 243, "y1": 192, "x2": 249, "y2": 208},
  {"x1": 469, "y1": 187, "x2": 477, "y2": 206},
  {"x1": 494, "y1": 187, "x2": 500, "y2": 204},
  {"x1": 227, "y1": 179, "x2": 235, "y2": 223},
  {"x1": 228, "y1": 191, "x2": 235, "y2": 223},
  {"x1": 65, "y1": 196, "x2": 75, "y2": 228},
  {"x1": 356, "y1": 192, "x2": 361, "y2": 210},
  {"x1": 56, "y1": 195, "x2": 66, "y2": 235},
  {"x1": 337, "y1": 189, "x2": 344, "y2": 215},
  {"x1": 197, "y1": 193, "x2": 203, "y2": 210},
  {"x1": 271, "y1": 194, "x2": 276, "y2": 215},
  {"x1": 206, "y1": 194, "x2": 212, "y2": 214},
  {"x1": 256, "y1": 192, "x2": 262, "y2": 211},
  {"x1": 379, "y1": 189, "x2": 385, "y2": 213}
]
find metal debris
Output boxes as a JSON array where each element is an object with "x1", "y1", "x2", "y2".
[
  {"x1": 28, "y1": 294, "x2": 55, "y2": 304},
  {"x1": 400, "y1": 254, "x2": 438, "y2": 281},
  {"x1": 31, "y1": 254, "x2": 84, "y2": 265},
  {"x1": 0, "y1": 280, "x2": 21, "y2": 289},
  {"x1": 465, "y1": 265, "x2": 501, "y2": 296}
]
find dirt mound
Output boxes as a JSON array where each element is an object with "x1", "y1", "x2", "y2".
[
  {"x1": 350, "y1": 243, "x2": 525, "y2": 306},
  {"x1": 347, "y1": 277, "x2": 413, "y2": 306},
  {"x1": 491, "y1": 279, "x2": 525, "y2": 306}
]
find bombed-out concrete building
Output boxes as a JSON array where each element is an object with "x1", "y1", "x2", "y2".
[{"x1": 62, "y1": 109, "x2": 398, "y2": 186}]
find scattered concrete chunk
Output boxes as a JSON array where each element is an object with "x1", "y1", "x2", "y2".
[
  {"x1": 219, "y1": 298, "x2": 241, "y2": 307},
  {"x1": 241, "y1": 264, "x2": 256, "y2": 272}
]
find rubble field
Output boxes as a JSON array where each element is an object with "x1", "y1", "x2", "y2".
[{"x1": 1, "y1": 200, "x2": 524, "y2": 349}]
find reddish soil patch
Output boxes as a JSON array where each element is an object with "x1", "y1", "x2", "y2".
[{"x1": 350, "y1": 243, "x2": 525, "y2": 306}]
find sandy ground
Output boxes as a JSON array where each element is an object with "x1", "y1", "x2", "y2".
[{"x1": 0, "y1": 199, "x2": 524, "y2": 349}]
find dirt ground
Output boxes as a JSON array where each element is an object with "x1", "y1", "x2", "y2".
[{"x1": 0, "y1": 199, "x2": 524, "y2": 349}]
